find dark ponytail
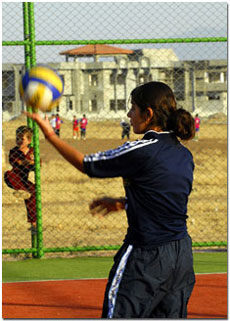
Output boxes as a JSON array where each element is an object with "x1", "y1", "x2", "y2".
[{"x1": 167, "y1": 108, "x2": 195, "y2": 140}]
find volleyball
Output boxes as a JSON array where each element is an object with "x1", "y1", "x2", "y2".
[{"x1": 19, "y1": 65, "x2": 64, "y2": 112}]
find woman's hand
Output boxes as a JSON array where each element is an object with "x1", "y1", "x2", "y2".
[
  {"x1": 89, "y1": 197, "x2": 126, "y2": 217},
  {"x1": 24, "y1": 112, "x2": 54, "y2": 138}
]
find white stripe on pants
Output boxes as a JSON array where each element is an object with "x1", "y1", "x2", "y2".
[{"x1": 107, "y1": 245, "x2": 133, "y2": 318}]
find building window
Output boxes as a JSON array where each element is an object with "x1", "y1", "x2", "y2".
[
  {"x1": 69, "y1": 100, "x2": 73, "y2": 110},
  {"x1": 110, "y1": 73, "x2": 116, "y2": 85},
  {"x1": 110, "y1": 72, "x2": 126, "y2": 85},
  {"x1": 173, "y1": 69, "x2": 185, "y2": 101},
  {"x1": 89, "y1": 99, "x2": 97, "y2": 112},
  {"x1": 110, "y1": 99, "x2": 126, "y2": 111},
  {"x1": 110, "y1": 100, "x2": 115, "y2": 111},
  {"x1": 196, "y1": 91, "x2": 204, "y2": 97},
  {"x1": 208, "y1": 72, "x2": 221, "y2": 83},
  {"x1": 207, "y1": 92, "x2": 220, "y2": 100},
  {"x1": 2, "y1": 71, "x2": 15, "y2": 99},
  {"x1": 89, "y1": 74, "x2": 98, "y2": 86},
  {"x1": 117, "y1": 74, "x2": 126, "y2": 84},
  {"x1": 117, "y1": 100, "x2": 126, "y2": 110}
]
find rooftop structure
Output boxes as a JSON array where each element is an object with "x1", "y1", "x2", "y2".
[{"x1": 60, "y1": 44, "x2": 134, "y2": 62}]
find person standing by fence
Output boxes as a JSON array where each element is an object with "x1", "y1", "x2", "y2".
[
  {"x1": 25, "y1": 81, "x2": 196, "y2": 319},
  {"x1": 4, "y1": 126, "x2": 37, "y2": 231}
]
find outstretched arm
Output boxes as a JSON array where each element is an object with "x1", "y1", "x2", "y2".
[{"x1": 24, "y1": 112, "x2": 85, "y2": 173}]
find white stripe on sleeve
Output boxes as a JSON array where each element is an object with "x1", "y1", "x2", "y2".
[{"x1": 84, "y1": 139, "x2": 158, "y2": 163}]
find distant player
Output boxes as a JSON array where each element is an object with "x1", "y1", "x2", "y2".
[
  {"x1": 55, "y1": 114, "x2": 63, "y2": 137},
  {"x1": 120, "y1": 119, "x2": 131, "y2": 140},
  {"x1": 194, "y1": 113, "x2": 201, "y2": 141},
  {"x1": 25, "y1": 81, "x2": 196, "y2": 318},
  {"x1": 80, "y1": 114, "x2": 88, "y2": 140},
  {"x1": 73, "y1": 115, "x2": 80, "y2": 140},
  {"x1": 50, "y1": 114, "x2": 56, "y2": 132}
]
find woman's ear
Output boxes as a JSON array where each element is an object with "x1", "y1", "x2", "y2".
[{"x1": 145, "y1": 107, "x2": 154, "y2": 123}]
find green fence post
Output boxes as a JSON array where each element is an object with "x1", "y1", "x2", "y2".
[
  {"x1": 28, "y1": 2, "x2": 44, "y2": 258},
  {"x1": 23, "y1": 2, "x2": 39, "y2": 257},
  {"x1": 23, "y1": 2, "x2": 33, "y2": 129}
]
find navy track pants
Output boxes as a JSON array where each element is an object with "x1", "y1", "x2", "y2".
[{"x1": 102, "y1": 235, "x2": 195, "y2": 318}]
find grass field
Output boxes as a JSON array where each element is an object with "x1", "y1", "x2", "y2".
[
  {"x1": 2, "y1": 251, "x2": 227, "y2": 282},
  {"x1": 2, "y1": 113, "x2": 227, "y2": 257}
]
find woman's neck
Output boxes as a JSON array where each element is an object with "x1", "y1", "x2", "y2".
[{"x1": 148, "y1": 126, "x2": 163, "y2": 132}]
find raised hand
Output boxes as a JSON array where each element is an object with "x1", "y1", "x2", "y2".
[{"x1": 24, "y1": 112, "x2": 54, "y2": 138}]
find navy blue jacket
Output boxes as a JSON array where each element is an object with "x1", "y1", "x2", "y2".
[{"x1": 83, "y1": 130, "x2": 194, "y2": 247}]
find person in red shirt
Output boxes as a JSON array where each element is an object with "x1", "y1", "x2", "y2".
[
  {"x1": 194, "y1": 114, "x2": 201, "y2": 141},
  {"x1": 4, "y1": 126, "x2": 37, "y2": 229},
  {"x1": 73, "y1": 115, "x2": 80, "y2": 140},
  {"x1": 55, "y1": 114, "x2": 63, "y2": 137},
  {"x1": 80, "y1": 114, "x2": 88, "y2": 140}
]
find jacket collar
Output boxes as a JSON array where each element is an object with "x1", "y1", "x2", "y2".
[{"x1": 143, "y1": 130, "x2": 173, "y2": 139}]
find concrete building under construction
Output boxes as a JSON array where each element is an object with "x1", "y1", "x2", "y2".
[{"x1": 2, "y1": 44, "x2": 227, "y2": 120}]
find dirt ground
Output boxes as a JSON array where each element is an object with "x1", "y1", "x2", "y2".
[
  {"x1": 2, "y1": 113, "x2": 227, "y2": 256},
  {"x1": 2, "y1": 274, "x2": 228, "y2": 319}
]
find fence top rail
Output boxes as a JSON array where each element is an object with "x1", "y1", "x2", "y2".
[{"x1": 2, "y1": 37, "x2": 227, "y2": 46}]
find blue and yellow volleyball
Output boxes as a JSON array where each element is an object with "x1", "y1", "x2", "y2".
[{"x1": 19, "y1": 65, "x2": 64, "y2": 112}]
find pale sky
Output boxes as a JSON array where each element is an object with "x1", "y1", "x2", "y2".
[{"x1": 2, "y1": 2, "x2": 228, "y2": 63}]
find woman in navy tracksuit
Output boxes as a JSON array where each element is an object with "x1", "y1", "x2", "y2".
[{"x1": 26, "y1": 81, "x2": 196, "y2": 318}]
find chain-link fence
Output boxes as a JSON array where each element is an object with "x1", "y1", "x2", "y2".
[{"x1": 2, "y1": 2, "x2": 227, "y2": 259}]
